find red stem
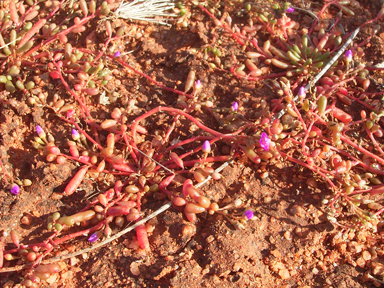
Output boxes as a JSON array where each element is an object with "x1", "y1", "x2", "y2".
[
  {"x1": 24, "y1": 13, "x2": 98, "y2": 58},
  {"x1": 365, "y1": 126, "x2": 384, "y2": 156},
  {"x1": 112, "y1": 56, "x2": 193, "y2": 98},
  {"x1": 308, "y1": 1, "x2": 334, "y2": 35},
  {"x1": 71, "y1": 122, "x2": 103, "y2": 150},
  {"x1": 340, "y1": 135, "x2": 384, "y2": 166},
  {"x1": 198, "y1": 5, "x2": 247, "y2": 46},
  {"x1": 278, "y1": 150, "x2": 337, "y2": 190},
  {"x1": 131, "y1": 106, "x2": 225, "y2": 138},
  {"x1": 54, "y1": 222, "x2": 105, "y2": 245}
]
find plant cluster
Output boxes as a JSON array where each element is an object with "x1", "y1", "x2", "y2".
[
  {"x1": 196, "y1": 0, "x2": 384, "y2": 225},
  {"x1": 0, "y1": 1, "x2": 255, "y2": 285},
  {"x1": 0, "y1": 0, "x2": 384, "y2": 286}
]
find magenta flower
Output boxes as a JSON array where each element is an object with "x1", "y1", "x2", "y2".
[
  {"x1": 114, "y1": 51, "x2": 121, "y2": 57},
  {"x1": 298, "y1": 86, "x2": 306, "y2": 98},
  {"x1": 72, "y1": 129, "x2": 80, "y2": 141},
  {"x1": 244, "y1": 210, "x2": 254, "y2": 220},
  {"x1": 232, "y1": 101, "x2": 239, "y2": 111},
  {"x1": 286, "y1": 7, "x2": 294, "y2": 13},
  {"x1": 202, "y1": 140, "x2": 211, "y2": 153},
  {"x1": 345, "y1": 50, "x2": 352, "y2": 62},
  {"x1": 260, "y1": 132, "x2": 270, "y2": 151},
  {"x1": 10, "y1": 184, "x2": 20, "y2": 195}
]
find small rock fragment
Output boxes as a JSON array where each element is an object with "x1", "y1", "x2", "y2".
[
  {"x1": 206, "y1": 235, "x2": 215, "y2": 243},
  {"x1": 356, "y1": 257, "x2": 366, "y2": 268},
  {"x1": 182, "y1": 224, "x2": 196, "y2": 236},
  {"x1": 290, "y1": 204, "x2": 305, "y2": 218},
  {"x1": 130, "y1": 262, "x2": 141, "y2": 276},
  {"x1": 270, "y1": 249, "x2": 282, "y2": 258},
  {"x1": 264, "y1": 196, "x2": 272, "y2": 204},
  {"x1": 362, "y1": 250, "x2": 372, "y2": 261},
  {"x1": 69, "y1": 257, "x2": 79, "y2": 266},
  {"x1": 233, "y1": 262, "x2": 242, "y2": 271},
  {"x1": 279, "y1": 269, "x2": 290, "y2": 279},
  {"x1": 348, "y1": 241, "x2": 362, "y2": 253},
  {"x1": 20, "y1": 214, "x2": 33, "y2": 226},
  {"x1": 372, "y1": 262, "x2": 384, "y2": 276},
  {"x1": 284, "y1": 231, "x2": 292, "y2": 241},
  {"x1": 270, "y1": 261, "x2": 285, "y2": 271}
]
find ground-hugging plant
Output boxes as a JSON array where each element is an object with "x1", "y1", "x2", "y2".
[
  {"x1": 1, "y1": 0, "x2": 384, "y2": 286},
  {"x1": 0, "y1": 1, "x2": 254, "y2": 284},
  {"x1": 194, "y1": 0, "x2": 384, "y2": 222}
]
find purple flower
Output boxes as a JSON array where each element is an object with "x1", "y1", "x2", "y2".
[
  {"x1": 10, "y1": 184, "x2": 20, "y2": 195},
  {"x1": 88, "y1": 232, "x2": 100, "y2": 243},
  {"x1": 345, "y1": 50, "x2": 352, "y2": 62},
  {"x1": 232, "y1": 101, "x2": 239, "y2": 112},
  {"x1": 36, "y1": 125, "x2": 46, "y2": 139},
  {"x1": 72, "y1": 129, "x2": 80, "y2": 141},
  {"x1": 298, "y1": 86, "x2": 306, "y2": 98},
  {"x1": 260, "y1": 132, "x2": 270, "y2": 151},
  {"x1": 286, "y1": 7, "x2": 294, "y2": 13},
  {"x1": 202, "y1": 140, "x2": 211, "y2": 153},
  {"x1": 114, "y1": 51, "x2": 121, "y2": 57},
  {"x1": 244, "y1": 210, "x2": 254, "y2": 220}
]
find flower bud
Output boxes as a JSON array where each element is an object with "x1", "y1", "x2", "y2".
[
  {"x1": 286, "y1": 7, "x2": 294, "y2": 13},
  {"x1": 88, "y1": 230, "x2": 103, "y2": 243},
  {"x1": 243, "y1": 210, "x2": 254, "y2": 220},
  {"x1": 10, "y1": 184, "x2": 20, "y2": 195},
  {"x1": 298, "y1": 86, "x2": 305, "y2": 98},
  {"x1": 232, "y1": 101, "x2": 239, "y2": 111},
  {"x1": 71, "y1": 129, "x2": 80, "y2": 141},
  {"x1": 193, "y1": 80, "x2": 202, "y2": 92},
  {"x1": 36, "y1": 125, "x2": 46, "y2": 140},
  {"x1": 345, "y1": 50, "x2": 352, "y2": 63},
  {"x1": 202, "y1": 140, "x2": 211, "y2": 153}
]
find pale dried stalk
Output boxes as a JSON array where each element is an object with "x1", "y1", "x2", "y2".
[
  {"x1": 115, "y1": 0, "x2": 178, "y2": 25},
  {"x1": 0, "y1": 37, "x2": 21, "y2": 50}
]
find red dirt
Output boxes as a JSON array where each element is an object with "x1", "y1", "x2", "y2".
[{"x1": 1, "y1": 0, "x2": 384, "y2": 287}]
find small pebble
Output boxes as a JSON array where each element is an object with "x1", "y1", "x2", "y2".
[
  {"x1": 21, "y1": 214, "x2": 33, "y2": 225},
  {"x1": 206, "y1": 235, "x2": 215, "y2": 243},
  {"x1": 290, "y1": 204, "x2": 306, "y2": 218},
  {"x1": 279, "y1": 269, "x2": 290, "y2": 279},
  {"x1": 69, "y1": 257, "x2": 79, "y2": 266},
  {"x1": 130, "y1": 262, "x2": 140, "y2": 276},
  {"x1": 182, "y1": 224, "x2": 196, "y2": 236},
  {"x1": 295, "y1": 227, "x2": 305, "y2": 238},
  {"x1": 348, "y1": 241, "x2": 362, "y2": 253},
  {"x1": 233, "y1": 262, "x2": 242, "y2": 271},
  {"x1": 264, "y1": 196, "x2": 272, "y2": 204},
  {"x1": 362, "y1": 250, "x2": 371, "y2": 261},
  {"x1": 372, "y1": 262, "x2": 384, "y2": 276},
  {"x1": 356, "y1": 257, "x2": 366, "y2": 268},
  {"x1": 284, "y1": 231, "x2": 292, "y2": 241}
]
